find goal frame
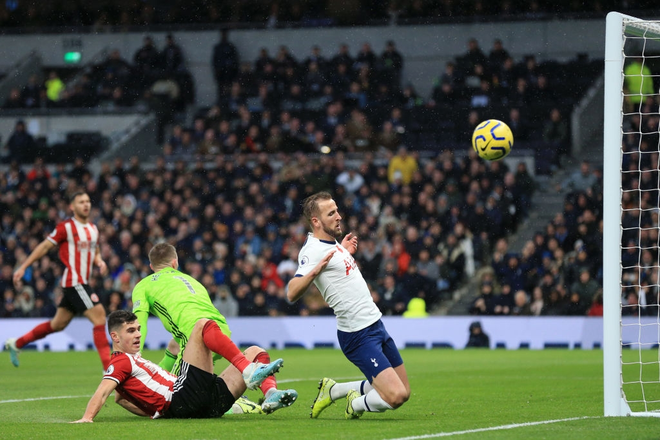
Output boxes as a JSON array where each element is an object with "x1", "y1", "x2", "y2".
[{"x1": 603, "y1": 11, "x2": 660, "y2": 417}]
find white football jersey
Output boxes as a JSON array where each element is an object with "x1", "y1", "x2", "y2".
[{"x1": 295, "y1": 233, "x2": 382, "y2": 332}]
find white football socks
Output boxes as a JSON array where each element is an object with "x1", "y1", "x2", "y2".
[
  {"x1": 330, "y1": 380, "x2": 373, "y2": 400},
  {"x1": 352, "y1": 389, "x2": 393, "y2": 413}
]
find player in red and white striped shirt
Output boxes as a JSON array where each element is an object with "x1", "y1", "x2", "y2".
[
  {"x1": 72, "y1": 310, "x2": 284, "y2": 422},
  {"x1": 5, "y1": 192, "x2": 111, "y2": 368}
]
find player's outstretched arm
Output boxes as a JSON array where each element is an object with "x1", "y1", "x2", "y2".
[
  {"x1": 71, "y1": 379, "x2": 118, "y2": 423},
  {"x1": 115, "y1": 391, "x2": 150, "y2": 417},
  {"x1": 287, "y1": 249, "x2": 335, "y2": 303},
  {"x1": 13, "y1": 239, "x2": 56, "y2": 286},
  {"x1": 135, "y1": 310, "x2": 149, "y2": 352},
  {"x1": 341, "y1": 232, "x2": 358, "y2": 254}
]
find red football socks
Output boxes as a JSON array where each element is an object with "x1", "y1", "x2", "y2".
[
  {"x1": 254, "y1": 351, "x2": 277, "y2": 395},
  {"x1": 93, "y1": 324, "x2": 112, "y2": 369},
  {"x1": 16, "y1": 321, "x2": 54, "y2": 349},
  {"x1": 202, "y1": 320, "x2": 251, "y2": 372}
]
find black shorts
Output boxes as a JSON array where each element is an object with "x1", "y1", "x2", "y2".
[
  {"x1": 59, "y1": 285, "x2": 101, "y2": 314},
  {"x1": 164, "y1": 361, "x2": 235, "y2": 419}
]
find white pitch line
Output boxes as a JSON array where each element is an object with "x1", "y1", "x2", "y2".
[
  {"x1": 385, "y1": 416, "x2": 598, "y2": 439},
  {"x1": 0, "y1": 395, "x2": 90, "y2": 404}
]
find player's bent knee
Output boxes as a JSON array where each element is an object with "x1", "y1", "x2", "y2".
[
  {"x1": 50, "y1": 322, "x2": 67, "y2": 332},
  {"x1": 243, "y1": 345, "x2": 265, "y2": 361},
  {"x1": 193, "y1": 318, "x2": 210, "y2": 333},
  {"x1": 382, "y1": 386, "x2": 410, "y2": 409},
  {"x1": 391, "y1": 389, "x2": 410, "y2": 408}
]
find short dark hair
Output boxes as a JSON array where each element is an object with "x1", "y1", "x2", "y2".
[
  {"x1": 302, "y1": 191, "x2": 332, "y2": 227},
  {"x1": 107, "y1": 310, "x2": 138, "y2": 333},
  {"x1": 69, "y1": 191, "x2": 88, "y2": 203}
]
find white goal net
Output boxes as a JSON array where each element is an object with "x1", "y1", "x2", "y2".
[{"x1": 604, "y1": 12, "x2": 660, "y2": 417}]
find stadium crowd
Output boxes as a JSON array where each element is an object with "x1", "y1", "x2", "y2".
[
  {"x1": 3, "y1": 1, "x2": 651, "y2": 321},
  {"x1": 0, "y1": 0, "x2": 650, "y2": 29},
  {"x1": 2, "y1": 34, "x2": 193, "y2": 117},
  {"x1": 0, "y1": 145, "x2": 538, "y2": 319}
]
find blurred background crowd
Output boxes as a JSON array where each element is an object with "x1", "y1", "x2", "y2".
[{"x1": 0, "y1": 0, "x2": 657, "y2": 321}]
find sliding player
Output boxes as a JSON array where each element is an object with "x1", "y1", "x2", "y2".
[
  {"x1": 287, "y1": 192, "x2": 410, "y2": 419},
  {"x1": 131, "y1": 242, "x2": 297, "y2": 414},
  {"x1": 72, "y1": 310, "x2": 283, "y2": 421}
]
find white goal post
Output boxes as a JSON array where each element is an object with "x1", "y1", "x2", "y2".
[{"x1": 603, "y1": 11, "x2": 660, "y2": 417}]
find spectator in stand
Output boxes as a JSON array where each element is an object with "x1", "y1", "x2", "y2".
[
  {"x1": 465, "y1": 321, "x2": 490, "y2": 348},
  {"x1": 493, "y1": 283, "x2": 514, "y2": 315},
  {"x1": 336, "y1": 167, "x2": 365, "y2": 194},
  {"x1": 304, "y1": 45, "x2": 327, "y2": 73},
  {"x1": 529, "y1": 286, "x2": 544, "y2": 316},
  {"x1": 97, "y1": 49, "x2": 132, "y2": 86},
  {"x1": 508, "y1": 77, "x2": 530, "y2": 109},
  {"x1": 212, "y1": 29, "x2": 240, "y2": 101},
  {"x1": 375, "y1": 120, "x2": 401, "y2": 152},
  {"x1": 469, "y1": 281, "x2": 495, "y2": 315},
  {"x1": 570, "y1": 268, "x2": 598, "y2": 309},
  {"x1": 624, "y1": 55, "x2": 654, "y2": 106},
  {"x1": 45, "y1": 71, "x2": 65, "y2": 103},
  {"x1": 506, "y1": 108, "x2": 529, "y2": 141},
  {"x1": 213, "y1": 284, "x2": 239, "y2": 318},
  {"x1": 331, "y1": 43, "x2": 353, "y2": 72},
  {"x1": 133, "y1": 35, "x2": 160, "y2": 90},
  {"x1": 4, "y1": 120, "x2": 35, "y2": 164},
  {"x1": 559, "y1": 160, "x2": 597, "y2": 194},
  {"x1": 488, "y1": 38, "x2": 510, "y2": 72},
  {"x1": 355, "y1": 42, "x2": 377, "y2": 72},
  {"x1": 3, "y1": 88, "x2": 24, "y2": 109},
  {"x1": 511, "y1": 290, "x2": 532, "y2": 315},
  {"x1": 587, "y1": 290, "x2": 603, "y2": 316},
  {"x1": 377, "y1": 273, "x2": 410, "y2": 316},
  {"x1": 380, "y1": 40, "x2": 404, "y2": 90},
  {"x1": 541, "y1": 288, "x2": 566, "y2": 315},
  {"x1": 459, "y1": 38, "x2": 487, "y2": 78},
  {"x1": 387, "y1": 146, "x2": 418, "y2": 186},
  {"x1": 543, "y1": 107, "x2": 570, "y2": 164},
  {"x1": 22, "y1": 74, "x2": 43, "y2": 108},
  {"x1": 161, "y1": 34, "x2": 185, "y2": 74}
]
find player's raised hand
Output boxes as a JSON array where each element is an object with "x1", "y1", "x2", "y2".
[
  {"x1": 312, "y1": 249, "x2": 336, "y2": 276},
  {"x1": 12, "y1": 268, "x2": 25, "y2": 287},
  {"x1": 96, "y1": 259, "x2": 108, "y2": 276},
  {"x1": 341, "y1": 232, "x2": 358, "y2": 254}
]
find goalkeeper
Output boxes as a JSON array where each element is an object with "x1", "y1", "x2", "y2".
[{"x1": 131, "y1": 242, "x2": 297, "y2": 414}]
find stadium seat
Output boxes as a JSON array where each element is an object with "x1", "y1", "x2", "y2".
[{"x1": 543, "y1": 342, "x2": 569, "y2": 349}]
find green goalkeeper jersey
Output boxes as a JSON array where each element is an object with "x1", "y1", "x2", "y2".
[{"x1": 132, "y1": 267, "x2": 231, "y2": 352}]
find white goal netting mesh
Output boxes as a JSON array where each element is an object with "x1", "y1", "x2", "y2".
[{"x1": 620, "y1": 17, "x2": 660, "y2": 413}]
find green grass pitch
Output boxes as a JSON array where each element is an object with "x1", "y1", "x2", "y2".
[{"x1": 1, "y1": 348, "x2": 659, "y2": 439}]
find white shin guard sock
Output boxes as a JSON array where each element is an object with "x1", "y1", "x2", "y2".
[
  {"x1": 352, "y1": 389, "x2": 393, "y2": 413},
  {"x1": 330, "y1": 380, "x2": 372, "y2": 400}
]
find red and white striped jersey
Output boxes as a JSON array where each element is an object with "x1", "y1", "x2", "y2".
[
  {"x1": 47, "y1": 218, "x2": 99, "y2": 288},
  {"x1": 103, "y1": 351, "x2": 176, "y2": 418}
]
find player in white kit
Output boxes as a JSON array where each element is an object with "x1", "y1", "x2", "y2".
[{"x1": 287, "y1": 192, "x2": 410, "y2": 419}]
